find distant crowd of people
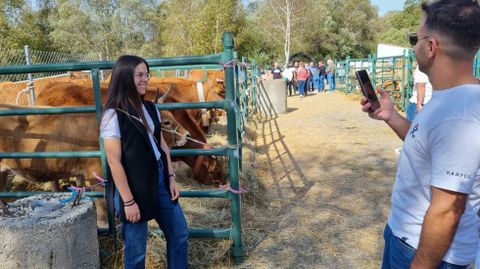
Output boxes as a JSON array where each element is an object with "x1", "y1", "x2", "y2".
[{"x1": 269, "y1": 59, "x2": 336, "y2": 98}]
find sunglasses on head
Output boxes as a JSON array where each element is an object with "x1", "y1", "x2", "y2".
[{"x1": 407, "y1": 32, "x2": 432, "y2": 46}]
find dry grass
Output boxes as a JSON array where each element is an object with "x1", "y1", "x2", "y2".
[{"x1": 99, "y1": 118, "x2": 272, "y2": 269}]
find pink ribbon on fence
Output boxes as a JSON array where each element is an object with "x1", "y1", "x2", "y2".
[
  {"x1": 220, "y1": 59, "x2": 236, "y2": 68},
  {"x1": 70, "y1": 172, "x2": 106, "y2": 191},
  {"x1": 219, "y1": 184, "x2": 248, "y2": 195}
]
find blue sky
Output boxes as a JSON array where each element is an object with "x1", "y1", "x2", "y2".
[
  {"x1": 242, "y1": 0, "x2": 405, "y2": 16},
  {"x1": 370, "y1": 0, "x2": 404, "y2": 16}
]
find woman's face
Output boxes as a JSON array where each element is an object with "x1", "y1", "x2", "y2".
[{"x1": 133, "y1": 62, "x2": 149, "y2": 95}]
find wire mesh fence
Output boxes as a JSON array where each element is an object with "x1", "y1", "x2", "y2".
[{"x1": 0, "y1": 47, "x2": 100, "y2": 82}]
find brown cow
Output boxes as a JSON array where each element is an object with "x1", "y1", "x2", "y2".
[
  {"x1": 187, "y1": 69, "x2": 226, "y2": 98},
  {"x1": 34, "y1": 81, "x2": 225, "y2": 184},
  {"x1": 1, "y1": 79, "x2": 225, "y2": 183},
  {"x1": 0, "y1": 102, "x2": 190, "y2": 227}
]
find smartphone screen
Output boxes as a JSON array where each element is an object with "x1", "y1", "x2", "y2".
[{"x1": 355, "y1": 70, "x2": 380, "y2": 112}]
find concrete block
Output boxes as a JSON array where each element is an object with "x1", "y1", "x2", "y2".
[
  {"x1": 258, "y1": 79, "x2": 287, "y2": 116},
  {"x1": 0, "y1": 194, "x2": 100, "y2": 269}
]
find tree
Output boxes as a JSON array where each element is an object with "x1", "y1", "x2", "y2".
[
  {"x1": 160, "y1": 0, "x2": 246, "y2": 56},
  {"x1": 376, "y1": 0, "x2": 423, "y2": 47},
  {"x1": 49, "y1": 0, "x2": 159, "y2": 60}
]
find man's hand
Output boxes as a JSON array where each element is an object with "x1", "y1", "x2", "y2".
[
  {"x1": 360, "y1": 88, "x2": 411, "y2": 140},
  {"x1": 360, "y1": 89, "x2": 395, "y2": 121}
]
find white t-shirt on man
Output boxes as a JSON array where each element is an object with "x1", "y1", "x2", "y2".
[
  {"x1": 388, "y1": 84, "x2": 480, "y2": 265},
  {"x1": 100, "y1": 104, "x2": 162, "y2": 160}
]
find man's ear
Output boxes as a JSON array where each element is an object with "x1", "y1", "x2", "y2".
[{"x1": 428, "y1": 38, "x2": 440, "y2": 59}]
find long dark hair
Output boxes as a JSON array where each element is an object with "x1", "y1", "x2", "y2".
[{"x1": 105, "y1": 55, "x2": 151, "y2": 132}]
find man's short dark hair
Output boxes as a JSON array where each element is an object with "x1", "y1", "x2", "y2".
[{"x1": 421, "y1": 0, "x2": 480, "y2": 59}]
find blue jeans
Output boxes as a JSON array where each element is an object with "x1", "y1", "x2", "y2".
[
  {"x1": 297, "y1": 80, "x2": 306, "y2": 96},
  {"x1": 115, "y1": 161, "x2": 189, "y2": 269},
  {"x1": 319, "y1": 75, "x2": 326, "y2": 91},
  {"x1": 382, "y1": 224, "x2": 469, "y2": 269},
  {"x1": 406, "y1": 101, "x2": 417, "y2": 122},
  {"x1": 327, "y1": 73, "x2": 335, "y2": 91},
  {"x1": 313, "y1": 75, "x2": 320, "y2": 91}
]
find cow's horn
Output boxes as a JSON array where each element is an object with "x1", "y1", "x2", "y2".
[
  {"x1": 156, "y1": 84, "x2": 174, "y2": 103},
  {"x1": 216, "y1": 78, "x2": 225, "y2": 83},
  {"x1": 154, "y1": 87, "x2": 161, "y2": 103}
]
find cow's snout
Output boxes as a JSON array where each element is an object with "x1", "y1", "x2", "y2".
[{"x1": 176, "y1": 131, "x2": 190, "y2": 147}]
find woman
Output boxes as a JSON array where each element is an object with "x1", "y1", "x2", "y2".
[
  {"x1": 100, "y1": 55, "x2": 189, "y2": 269},
  {"x1": 296, "y1": 62, "x2": 309, "y2": 97}
]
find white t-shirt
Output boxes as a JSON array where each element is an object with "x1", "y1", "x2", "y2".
[
  {"x1": 100, "y1": 104, "x2": 162, "y2": 160},
  {"x1": 283, "y1": 67, "x2": 295, "y2": 81},
  {"x1": 409, "y1": 66, "x2": 433, "y2": 104},
  {"x1": 388, "y1": 84, "x2": 480, "y2": 265}
]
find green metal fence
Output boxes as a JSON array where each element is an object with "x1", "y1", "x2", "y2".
[
  {"x1": 336, "y1": 50, "x2": 414, "y2": 111},
  {"x1": 337, "y1": 49, "x2": 480, "y2": 111},
  {"x1": 0, "y1": 32, "x2": 249, "y2": 263},
  {"x1": 474, "y1": 50, "x2": 480, "y2": 79},
  {"x1": 0, "y1": 46, "x2": 99, "y2": 82}
]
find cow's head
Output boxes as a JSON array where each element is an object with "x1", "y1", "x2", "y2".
[
  {"x1": 214, "y1": 78, "x2": 226, "y2": 98},
  {"x1": 160, "y1": 110, "x2": 190, "y2": 147},
  {"x1": 193, "y1": 155, "x2": 226, "y2": 185},
  {"x1": 150, "y1": 85, "x2": 191, "y2": 147}
]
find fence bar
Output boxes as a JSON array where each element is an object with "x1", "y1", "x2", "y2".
[
  {"x1": 0, "y1": 189, "x2": 230, "y2": 199},
  {"x1": 0, "y1": 54, "x2": 224, "y2": 75},
  {"x1": 170, "y1": 147, "x2": 230, "y2": 157},
  {"x1": 151, "y1": 64, "x2": 222, "y2": 71},
  {"x1": 0, "y1": 151, "x2": 101, "y2": 159},
  {"x1": 0, "y1": 106, "x2": 96, "y2": 116},
  {"x1": 23, "y1": 45, "x2": 35, "y2": 103},
  {"x1": 151, "y1": 228, "x2": 231, "y2": 239},
  {"x1": 155, "y1": 100, "x2": 226, "y2": 111}
]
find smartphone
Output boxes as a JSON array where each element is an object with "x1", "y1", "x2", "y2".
[{"x1": 355, "y1": 70, "x2": 380, "y2": 112}]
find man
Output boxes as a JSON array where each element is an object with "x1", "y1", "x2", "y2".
[
  {"x1": 326, "y1": 59, "x2": 335, "y2": 92},
  {"x1": 283, "y1": 62, "x2": 296, "y2": 96},
  {"x1": 360, "y1": 1, "x2": 480, "y2": 268},
  {"x1": 406, "y1": 65, "x2": 433, "y2": 122},
  {"x1": 308, "y1": 62, "x2": 320, "y2": 93},
  {"x1": 271, "y1": 62, "x2": 283, "y2": 79},
  {"x1": 318, "y1": 61, "x2": 327, "y2": 92}
]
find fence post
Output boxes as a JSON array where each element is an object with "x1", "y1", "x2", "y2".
[
  {"x1": 345, "y1": 56, "x2": 351, "y2": 94},
  {"x1": 370, "y1": 54, "x2": 377, "y2": 87},
  {"x1": 222, "y1": 32, "x2": 244, "y2": 264},
  {"x1": 24, "y1": 45, "x2": 35, "y2": 104},
  {"x1": 406, "y1": 49, "x2": 415, "y2": 112}
]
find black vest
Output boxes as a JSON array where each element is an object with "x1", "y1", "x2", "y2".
[{"x1": 106, "y1": 101, "x2": 170, "y2": 223}]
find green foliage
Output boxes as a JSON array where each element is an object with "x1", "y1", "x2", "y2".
[
  {"x1": 376, "y1": 0, "x2": 423, "y2": 47},
  {"x1": 0, "y1": 0, "x2": 426, "y2": 65},
  {"x1": 160, "y1": 0, "x2": 246, "y2": 56}
]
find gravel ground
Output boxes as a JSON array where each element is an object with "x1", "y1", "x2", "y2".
[{"x1": 239, "y1": 90, "x2": 403, "y2": 269}]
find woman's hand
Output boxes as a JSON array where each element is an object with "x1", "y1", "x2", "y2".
[
  {"x1": 169, "y1": 177, "x2": 180, "y2": 201},
  {"x1": 124, "y1": 202, "x2": 141, "y2": 223}
]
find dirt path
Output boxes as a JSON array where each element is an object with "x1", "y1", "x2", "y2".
[{"x1": 242, "y1": 91, "x2": 403, "y2": 268}]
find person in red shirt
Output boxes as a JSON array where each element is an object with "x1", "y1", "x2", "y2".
[{"x1": 296, "y1": 62, "x2": 309, "y2": 98}]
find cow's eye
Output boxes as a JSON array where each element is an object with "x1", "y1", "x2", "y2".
[{"x1": 163, "y1": 120, "x2": 171, "y2": 126}]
